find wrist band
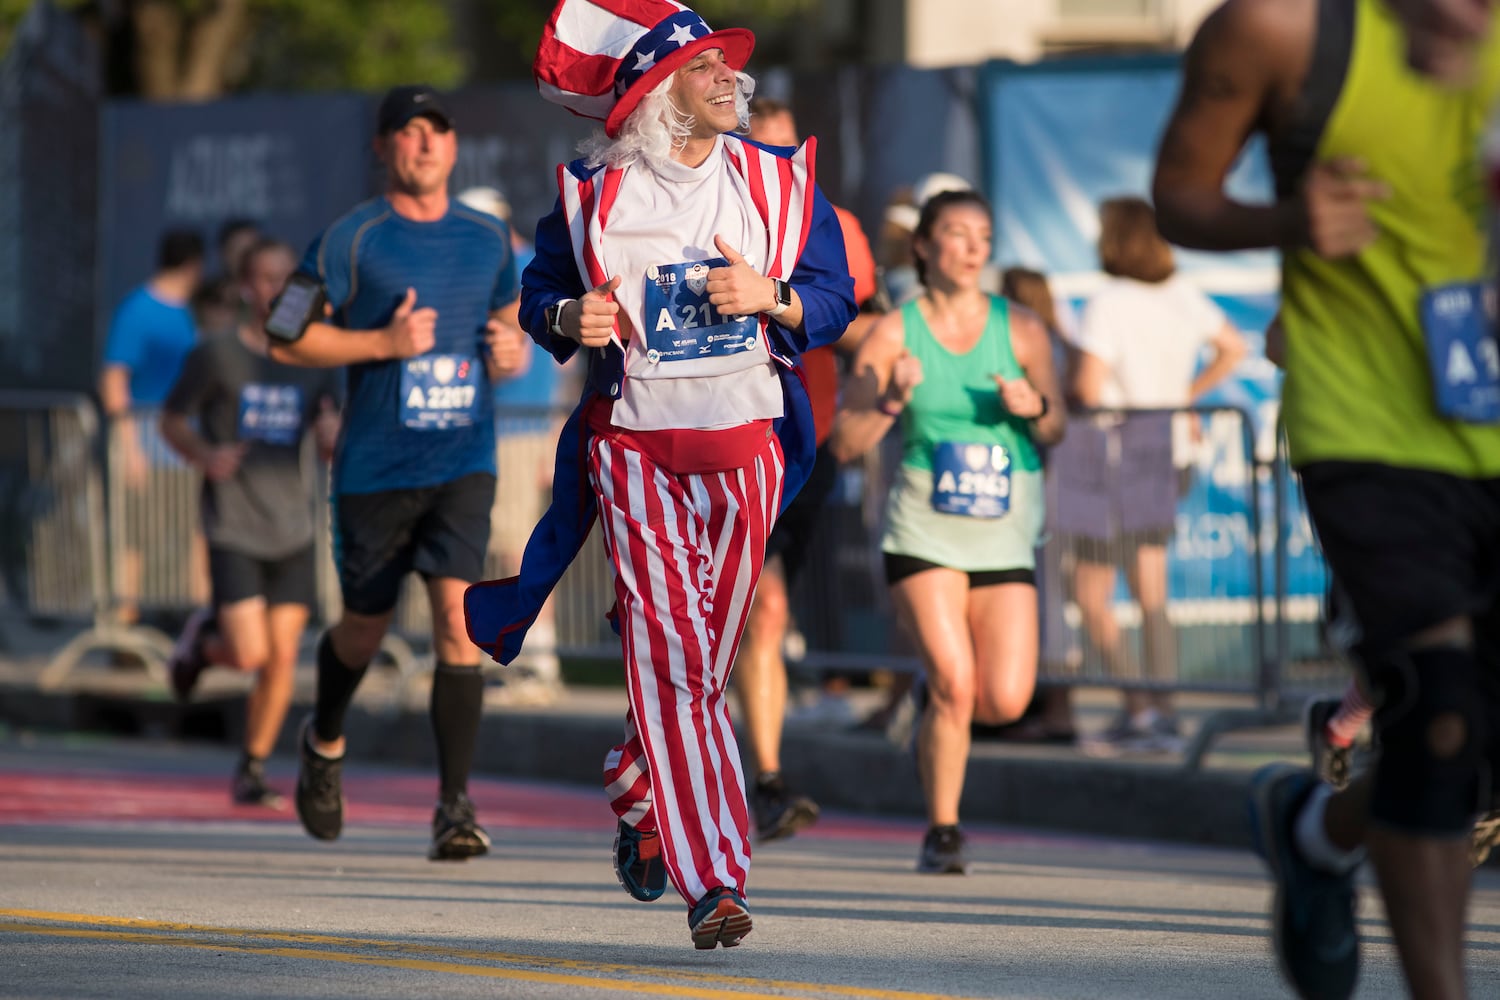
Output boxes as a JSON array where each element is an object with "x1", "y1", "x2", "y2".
[
  {"x1": 876, "y1": 397, "x2": 903, "y2": 417},
  {"x1": 1030, "y1": 395, "x2": 1049, "y2": 420}
]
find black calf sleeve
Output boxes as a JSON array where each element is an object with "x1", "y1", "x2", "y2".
[
  {"x1": 431, "y1": 663, "x2": 484, "y2": 800},
  {"x1": 313, "y1": 632, "x2": 370, "y2": 744},
  {"x1": 1369, "y1": 645, "x2": 1487, "y2": 835}
]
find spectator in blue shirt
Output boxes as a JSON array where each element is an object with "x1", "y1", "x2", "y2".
[{"x1": 98, "y1": 227, "x2": 205, "y2": 635}]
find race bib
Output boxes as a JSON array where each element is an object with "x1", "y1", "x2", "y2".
[
  {"x1": 931, "y1": 441, "x2": 1011, "y2": 518},
  {"x1": 400, "y1": 353, "x2": 480, "y2": 430},
  {"x1": 237, "y1": 383, "x2": 304, "y2": 446},
  {"x1": 1419, "y1": 281, "x2": 1500, "y2": 423},
  {"x1": 640, "y1": 259, "x2": 759, "y2": 365}
]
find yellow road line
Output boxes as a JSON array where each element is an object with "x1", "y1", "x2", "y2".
[{"x1": 0, "y1": 910, "x2": 968, "y2": 1000}]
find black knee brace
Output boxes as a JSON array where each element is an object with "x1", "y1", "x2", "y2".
[{"x1": 1368, "y1": 645, "x2": 1488, "y2": 835}]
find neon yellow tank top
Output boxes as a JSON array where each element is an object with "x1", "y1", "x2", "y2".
[{"x1": 1280, "y1": 0, "x2": 1500, "y2": 476}]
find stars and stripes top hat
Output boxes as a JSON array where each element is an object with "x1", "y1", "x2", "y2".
[{"x1": 534, "y1": 0, "x2": 755, "y2": 138}]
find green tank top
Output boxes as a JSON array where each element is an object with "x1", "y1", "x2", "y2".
[
  {"x1": 897, "y1": 295, "x2": 1042, "y2": 474},
  {"x1": 1280, "y1": 0, "x2": 1500, "y2": 476}
]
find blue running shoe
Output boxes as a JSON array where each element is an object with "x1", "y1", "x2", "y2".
[
  {"x1": 1247, "y1": 764, "x2": 1359, "y2": 1000},
  {"x1": 688, "y1": 887, "x2": 752, "y2": 950},
  {"x1": 613, "y1": 819, "x2": 667, "y2": 902}
]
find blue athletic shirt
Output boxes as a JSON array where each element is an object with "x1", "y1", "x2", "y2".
[
  {"x1": 298, "y1": 197, "x2": 519, "y2": 495},
  {"x1": 102, "y1": 285, "x2": 198, "y2": 405}
]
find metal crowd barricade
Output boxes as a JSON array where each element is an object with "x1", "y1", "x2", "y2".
[
  {"x1": 381, "y1": 402, "x2": 619, "y2": 709},
  {"x1": 1267, "y1": 427, "x2": 1342, "y2": 702},
  {"x1": 0, "y1": 391, "x2": 124, "y2": 688},
  {"x1": 1042, "y1": 407, "x2": 1266, "y2": 687},
  {"x1": 785, "y1": 404, "x2": 1326, "y2": 765},
  {"x1": 39, "y1": 406, "x2": 207, "y2": 685}
]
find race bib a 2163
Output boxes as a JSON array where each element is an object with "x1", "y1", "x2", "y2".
[{"x1": 931, "y1": 441, "x2": 1011, "y2": 518}]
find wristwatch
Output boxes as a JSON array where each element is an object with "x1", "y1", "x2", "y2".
[
  {"x1": 768, "y1": 279, "x2": 792, "y2": 318},
  {"x1": 547, "y1": 298, "x2": 575, "y2": 337}
]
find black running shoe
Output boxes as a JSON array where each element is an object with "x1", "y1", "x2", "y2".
[
  {"x1": 688, "y1": 886, "x2": 752, "y2": 950},
  {"x1": 429, "y1": 791, "x2": 491, "y2": 861},
  {"x1": 232, "y1": 758, "x2": 286, "y2": 810},
  {"x1": 1472, "y1": 809, "x2": 1500, "y2": 868},
  {"x1": 917, "y1": 824, "x2": 969, "y2": 874},
  {"x1": 167, "y1": 608, "x2": 214, "y2": 702},
  {"x1": 751, "y1": 774, "x2": 820, "y2": 843},
  {"x1": 1248, "y1": 764, "x2": 1359, "y2": 1000},
  {"x1": 613, "y1": 819, "x2": 667, "y2": 901},
  {"x1": 295, "y1": 716, "x2": 344, "y2": 841},
  {"x1": 1304, "y1": 698, "x2": 1354, "y2": 791}
]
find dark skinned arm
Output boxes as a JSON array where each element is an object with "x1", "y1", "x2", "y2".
[{"x1": 1152, "y1": 0, "x2": 1313, "y2": 251}]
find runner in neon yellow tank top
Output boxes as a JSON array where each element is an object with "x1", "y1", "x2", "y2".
[
  {"x1": 831, "y1": 189, "x2": 1066, "y2": 875},
  {"x1": 1155, "y1": 2, "x2": 1500, "y2": 998}
]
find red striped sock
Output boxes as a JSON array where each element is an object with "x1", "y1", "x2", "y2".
[{"x1": 1326, "y1": 683, "x2": 1373, "y2": 748}]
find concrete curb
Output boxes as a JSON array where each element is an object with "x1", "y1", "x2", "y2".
[{"x1": 0, "y1": 678, "x2": 1264, "y2": 851}]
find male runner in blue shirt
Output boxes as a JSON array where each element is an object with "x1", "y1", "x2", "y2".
[{"x1": 271, "y1": 85, "x2": 527, "y2": 861}]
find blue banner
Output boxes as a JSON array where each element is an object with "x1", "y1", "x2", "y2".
[{"x1": 980, "y1": 56, "x2": 1323, "y2": 610}]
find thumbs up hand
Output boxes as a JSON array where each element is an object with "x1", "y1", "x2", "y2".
[
  {"x1": 994, "y1": 375, "x2": 1045, "y2": 420},
  {"x1": 562, "y1": 275, "x2": 622, "y2": 348},
  {"x1": 386, "y1": 287, "x2": 437, "y2": 358},
  {"x1": 885, "y1": 350, "x2": 924, "y2": 406},
  {"x1": 707, "y1": 235, "x2": 775, "y2": 317}
]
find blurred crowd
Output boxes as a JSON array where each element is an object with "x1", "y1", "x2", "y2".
[{"x1": 92, "y1": 96, "x2": 1251, "y2": 824}]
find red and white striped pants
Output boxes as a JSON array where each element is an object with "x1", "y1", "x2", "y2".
[{"x1": 591, "y1": 429, "x2": 784, "y2": 906}]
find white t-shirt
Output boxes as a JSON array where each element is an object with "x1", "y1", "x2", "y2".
[
  {"x1": 1075, "y1": 275, "x2": 1226, "y2": 408},
  {"x1": 602, "y1": 135, "x2": 784, "y2": 431}
]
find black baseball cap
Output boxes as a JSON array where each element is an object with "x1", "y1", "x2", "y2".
[{"x1": 377, "y1": 85, "x2": 455, "y2": 134}]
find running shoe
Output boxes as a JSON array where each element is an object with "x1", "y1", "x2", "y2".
[
  {"x1": 1303, "y1": 697, "x2": 1354, "y2": 790},
  {"x1": 1247, "y1": 764, "x2": 1359, "y2": 1000},
  {"x1": 429, "y1": 791, "x2": 491, "y2": 861},
  {"x1": 1472, "y1": 809, "x2": 1500, "y2": 868},
  {"x1": 917, "y1": 824, "x2": 970, "y2": 874},
  {"x1": 613, "y1": 819, "x2": 667, "y2": 901},
  {"x1": 750, "y1": 774, "x2": 820, "y2": 843},
  {"x1": 167, "y1": 607, "x2": 214, "y2": 702},
  {"x1": 1084, "y1": 710, "x2": 1183, "y2": 755},
  {"x1": 688, "y1": 886, "x2": 753, "y2": 950},
  {"x1": 231, "y1": 758, "x2": 286, "y2": 810},
  {"x1": 295, "y1": 716, "x2": 344, "y2": 841}
]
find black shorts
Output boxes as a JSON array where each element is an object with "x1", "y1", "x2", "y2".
[
  {"x1": 333, "y1": 472, "x2": 496, "y2": 616},
  {"x1": 209, "y1": 544, "x2": 316, "y2": 609},
  {"x1": 765, "y1": 444, "x2": 838, "y2": 587},
  {"x1": 883, "y1": 553, "x2": 1035, "y2": 589},
  {"x1": 1299, "y1": 461, "x2": 1500, "y2": 653}
]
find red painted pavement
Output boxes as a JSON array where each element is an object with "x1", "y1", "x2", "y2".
[{"x1": 0, "y1": 763, "x2": 1079, "y2": 851}]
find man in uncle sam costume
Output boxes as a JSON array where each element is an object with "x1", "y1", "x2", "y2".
[{"x1": 464, "y1": 0, "x2": 855, "y2": 951}]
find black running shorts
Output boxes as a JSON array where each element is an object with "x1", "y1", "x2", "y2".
[
  {"x1": 765, "y1": 444, "x2": 839, "y2": 588},
  {"x1": 1298, "y1": 461, "x2": 1500, "y2": 653},
  {"x1": 209, "y1": 544, "x2": 317, "y2": 609},
  {"x1": 332, "y1": 472, "x2": 496, "y2": 616}
]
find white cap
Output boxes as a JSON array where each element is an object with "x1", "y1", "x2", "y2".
[
  {"x1": 912, "y1": 171, "x2": 973, "y2": 208},
  {"x1": 457, "y1": 186, "x2": 511, "y2": 222},
  {"x1": 884, "y1": 203, "x2": 920, "y2": 233}
]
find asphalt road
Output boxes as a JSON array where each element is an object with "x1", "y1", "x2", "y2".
[{"x1": 2, "y1": 732, "x2": 1498, "y2": 999}]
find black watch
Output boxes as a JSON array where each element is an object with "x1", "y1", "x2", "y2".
[
  {"x1": 546, "y1": 299, "x2": 574, "y2": 338},
  {"x1": 768, "y1": 279, "x2": 792, "y2": 318}
]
